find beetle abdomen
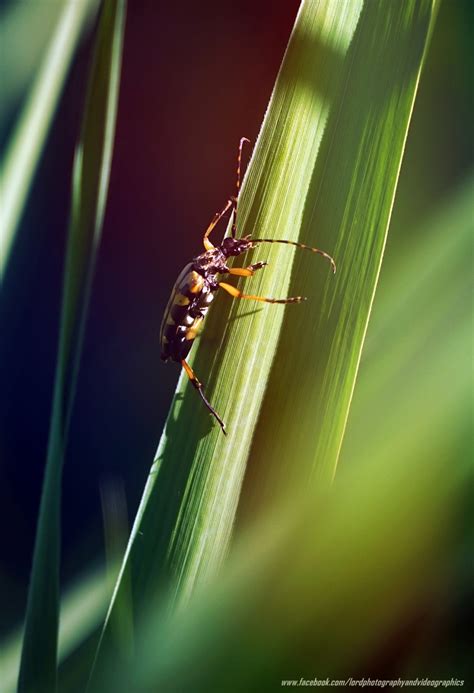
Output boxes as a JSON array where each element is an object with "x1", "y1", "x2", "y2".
[{"x1": 160, "y1": 263, "x2": 215, "y2": 362}]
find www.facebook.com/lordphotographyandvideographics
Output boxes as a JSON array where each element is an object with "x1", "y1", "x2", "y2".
[{"x1": 280, "y1": 677, "x2": 466, "y2": 688}]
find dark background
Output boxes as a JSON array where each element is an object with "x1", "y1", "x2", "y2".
[{"x1": 1, "y1": 0, "x2": 472, "y2": 637}]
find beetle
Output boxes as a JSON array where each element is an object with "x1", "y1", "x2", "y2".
[{"x1": 160, "y1": 138, "x2": 336, "y2": 434}]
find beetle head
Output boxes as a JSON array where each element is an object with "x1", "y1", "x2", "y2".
[{"x1": 221, "y1": 235, "x2": 253, "y2": 257}]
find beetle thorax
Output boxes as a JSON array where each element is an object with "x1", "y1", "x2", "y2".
[{"x1": 193, "y1": 247, "x2": 227, "y2": 275}]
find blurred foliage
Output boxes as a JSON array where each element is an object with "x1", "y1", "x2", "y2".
[
  {"x1": 2, "y1": 567, "x2": 109, "y2": 693},
  {"x1": 16, "y1": 2, "x2": 126, "y2": 692},
  {"x1": 0, "y1": 0, "x2": 100, "y2": 276}
]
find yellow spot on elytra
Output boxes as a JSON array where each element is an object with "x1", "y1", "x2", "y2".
[
  {"x1": 162, "y1": 335, "x2": 169, "y2": 344},
  {"x1": 185, "y1": 317, "x2": 203, "y2": 340},
  {"x1": 189, "y1": 271, "x2": 204, "y2": 294},
  {"x1": 175, "y1": 293, "x2": 190, "y2": 306},
  {"x1": 166, "y1": 315, "x2": 175, "y2": 326}
]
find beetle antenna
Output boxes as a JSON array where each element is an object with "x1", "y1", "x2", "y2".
[
  {"x1": 251, "y1": 238, "x2": 336, "y2": 274},
  {"x1": 231, "y1": 137, "x2": 250, "y2": 238}
]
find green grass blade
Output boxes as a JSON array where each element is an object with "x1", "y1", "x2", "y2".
[
  {"x1": 92, "y1": 0, "x2": 437, "y2": 679},
  {"x1": 340, "y1": 176, "x2": 473, "y2": 467},
  {"x1": 100, "y1": 481, "x2": 133, "y2": 657},
  {"x1": 1, "y1": 567, "x2": 110, "y2": 693},
  {"x1": 244, "y1": 0, "x2": 439, "y2": 505},
  {"x1": 0, "y1": 0, "x2": 99, "y2": 277},
  {"x1": 17, "y1": 3, "x2": 126, "y2": 692}
]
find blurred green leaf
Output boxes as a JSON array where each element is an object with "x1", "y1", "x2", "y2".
[
  {"x1": 101, "y1": 434, "x2": 464, "y2": 691},
  {"x1": 100, "y1": 480, "x2": 133, "y2": 658},
  {"x1": 18, "y1": 2, "x2": 126, "y2": 692},
  {"x1": 341, "y1": 176, "x2": 473, "y2": 468},
  {"x1": 0, "y1": 0, "x2": 100, "y2": 277},
  {"x1": 92, "y1": 0, "x2": 438, "y2": 684},
  {"x1": 1, "y1": 567, "x2": 110, "y2": 693}
]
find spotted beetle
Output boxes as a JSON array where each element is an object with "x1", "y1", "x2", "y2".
[{"x1": 160, "y1": 138, "x2": 336, "y2": 434}]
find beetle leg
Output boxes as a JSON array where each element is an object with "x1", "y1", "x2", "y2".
[
  {"x1": 225, "y1": 261, "x2": 267, "y2": 277},
  {"x1": 203, "y1": 198, "x2": 233, "y2": 251},
  {"x1": 181, "y1": 359, "x2": 226, "y2": 434},
  {"x1": 219, "y1": 281, "x2": 305, "y2": 304}
]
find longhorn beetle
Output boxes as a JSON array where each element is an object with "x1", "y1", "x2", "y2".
[{"x1": 160, "y1": 138, "x2": 336, "y2": 435}]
